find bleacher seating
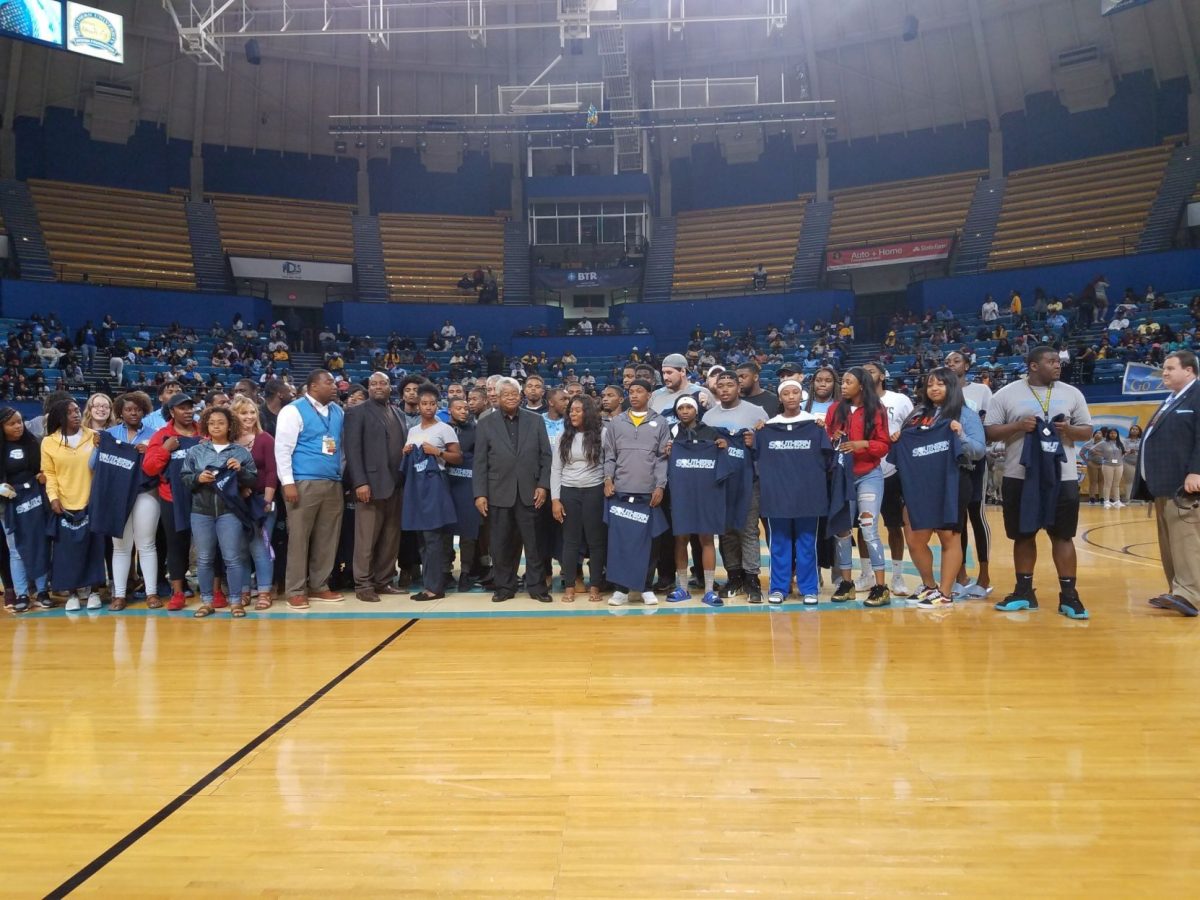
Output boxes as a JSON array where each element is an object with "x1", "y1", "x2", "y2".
[
  {"x1": 29, "y1": 180, "x2": 196, "y2": 289},
  {"x1": 378, "y1": 213, "x2": 504, "y2": 303},
  {"x1": 988, "y1": 145, "x2": 1172, "y2": 270},
  {"x1": 671, "y1": 199, "x2": 807, "y2": 297},
  {"x1": 209, "y1": 193, "x2": 355, "y2": 263},
  {"x1": 827, "y1": 170, "x2": 983, "y2": 249}
]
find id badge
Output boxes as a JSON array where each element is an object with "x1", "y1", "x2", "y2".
[{"x1": 322, "y1": 435, "x2": 337, "y2": 456}]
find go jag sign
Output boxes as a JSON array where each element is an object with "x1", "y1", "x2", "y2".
[
  {"x1": 66, "y1": 2, "x2": 123, "y2": 63},
  {"x1": 1122, "y1": 362, "x2": 1170, "y2": 396}
]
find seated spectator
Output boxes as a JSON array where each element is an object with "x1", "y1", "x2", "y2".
[
  {"x1": 1046, "y1": 311, "x2": 1068, "y2": 332},
  {"x1": 440, "y1": 320, "x2": 458, "y2": 342},
  {"x1": 752, "y1": 264, "x2": 767, "y2": 290},
  {"x1": 578, "y1": 317, "x2": 593, "y2": 336},
  {"x1": 457, "y1": 273, "x2": 474, "y2": 291},
  {"x1": 1109, "y1": 314, "x2": 1130, "y2": 332}
]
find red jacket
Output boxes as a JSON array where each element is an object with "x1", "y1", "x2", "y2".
[
  {"x1": 825, "y1": 405, "x2": 890, "y2": 477},
  {"x1": 142, "y1": 422, "x2": 198, "y2": 502}
]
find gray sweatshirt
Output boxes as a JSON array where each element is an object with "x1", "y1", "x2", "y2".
[{"x1": 602, "y1": 409, "x2": 669, "y2": 494}]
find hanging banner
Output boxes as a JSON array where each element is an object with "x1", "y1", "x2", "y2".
[
  {"x1": 533, "y1": 267, "x2": 643, "y2": 292},
  {"x1": 826, "y1": 237, "x2": 953, "y2": 271},
  {"x1": 230, "y1": 257, "x2": 353, "y2": 284},
  {"x1": 66, "y1": 2, "x2": 123, "y2": 62},
  {"x1": 1121, "y1": 362, "x2": 1169, "y2": 397}
]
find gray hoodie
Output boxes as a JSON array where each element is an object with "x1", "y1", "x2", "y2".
[{"x1": 602, "y1": 409, "x2": 669, "y2": 494}]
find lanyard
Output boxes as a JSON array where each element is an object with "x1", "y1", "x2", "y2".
[
  {"x1": 306, "y1": 397, "x2": 332, "y2": 434},
  {"x1": 1027, "y1": 382, "x2": 1053, "y2": 418}
]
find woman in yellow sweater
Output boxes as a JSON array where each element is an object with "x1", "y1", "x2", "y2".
[{"x1": 41, "y1": 399, "x2": 103, "y2": 611}]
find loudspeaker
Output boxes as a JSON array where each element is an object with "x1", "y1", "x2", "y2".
[
  {"x1": 245, "y1": 39, "x2": 262, "y2": 65},
  {"x1": 902, "y1": 15, "x2": 919, "y2": 42}
]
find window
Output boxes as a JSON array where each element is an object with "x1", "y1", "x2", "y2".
[{"x1": 529, "y1": 199, "x2": 648, "y2": 246}]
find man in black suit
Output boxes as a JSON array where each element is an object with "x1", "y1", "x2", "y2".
[
  {"x1": 344, "y1": 372, "x2": 409, "y2": 603},
  {"x1": 1134, "y1": 350, "x2": 1200, "y2": 617},
  {"x1": 473, "y1": 377, "x2": 552, "y2": 603}
]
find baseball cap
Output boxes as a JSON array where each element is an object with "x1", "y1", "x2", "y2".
[
  {"x1": 662, "y1": 353, "x2": 688, "y2": 369},
  {"x1": 165, "y1": 393, "x2": 195, "y2": 410}
]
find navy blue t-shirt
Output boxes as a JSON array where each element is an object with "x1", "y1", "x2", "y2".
[
  {"x1": 446, "y1": 448, "x2": 481, "y2": 540},
  {"x1": 603, "y1": 495, "x2": 668, "y2": 591},
  {"x1": 717, "y1": 432, "x2": 754, "y2": 531},
  {"x1": 668, "y1": 440, "x2": 727, "y2": 535},
  {"x1": 401, "y1": 448, "x2": 457, "y2": 532},
  {"x1": 166, "y1": 435, "x2": 201, "y2": 532},
  {"x1": 892, "y1": 419, "x2": 963, "y2": 531},
  {"x1": 827, "y1": 452, "x2": 855, "y2": 535},
  {"x1": 755, "y1": 421, "x2": 835, "y2": 519},
  {"x1": 1018, "y1": 415, "x2": 1067, "y2": 533},
  {"x1": 46, "y1": 509, "x2": 107, "y2": 592},
  {"x1": 2, "y1": 479, "x2": 49, "y2": 587},
  {"x1": 88, "y1": 433, "x2": 144, "y2": 538}
]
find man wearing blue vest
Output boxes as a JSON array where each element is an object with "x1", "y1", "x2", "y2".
[{"x1": 274, "y1": 369, "x2": 346, "y2": 611}]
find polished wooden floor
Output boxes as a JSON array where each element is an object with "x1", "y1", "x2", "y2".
[{"x1": 3, "y1": 505, "x2": 1198, "y2": 897}]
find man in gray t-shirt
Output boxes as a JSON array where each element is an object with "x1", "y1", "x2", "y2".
[
  {"x1": 650, "y1": 353, "x2": 716, "y2": 425},
  {"x1": 983, "y1": 346, "x2": 1094, "y2": 620}
]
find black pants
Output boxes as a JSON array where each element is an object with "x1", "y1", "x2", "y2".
[
  {"x1": 490, "y1": 502, "x2": 545, "y2": 595},
  {"x1": 157, "y1": 496, "x2": 191, "y2": 583},
  {"x1": 419, "y1": 530, "x2": 446, "y2": 594},
  {"x1": 560, "y1": 485, "x2": 607, "y2": 588}
]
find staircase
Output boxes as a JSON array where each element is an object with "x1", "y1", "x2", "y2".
[
  {"x1": 184, "y1": 200, "x2": 231, "y2": 292},
  {"x1": 501, "y1": 221, "x2": 531, "y2": 305},
  {"x1": 352, "y1": 215, "x2": 390, "y2": 302},
  {"x1": 286, "y1": 351, "x2": 325, "y2": 381},
  {"x1": 953, "y1": 177, "x2": 1006, "y2": 276},
  {"x1": 642, "y1": 217, "x2": 676, "y2": 301},
  {"x1": 1137, "y1": 144, "x2": 1200, "y2": 253},
  {"x1": 789, "y1": 200, "x2": 832, "y2": 290},
  {"x1": 0, "y1": 179, "x2": 55, "y2": 281},
  {"x1": 596, "y1": 16, "x2": 643, "y2": 173}
]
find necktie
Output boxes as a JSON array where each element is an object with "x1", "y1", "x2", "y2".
[{"x1": 1147, "y1": 396, "x2": 1173, "y2": 432}]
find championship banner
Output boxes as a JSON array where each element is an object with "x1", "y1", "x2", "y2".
[
  {"x1": 1121, "y1": 362, "x2": 1169, "y2": 397},
  {"x1": 825, "y1": 237, "x2": 953, "y2": 271}
]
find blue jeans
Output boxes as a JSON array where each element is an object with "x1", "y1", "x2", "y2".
[
  {"x1": 190, "y1": 512, "x2": 248, "y2": 602},
  {"x1": 247, "y1": 509, "x2": 276, "y2": 592},
  {"x1": 836, "y1": 466, "x2": 886, "y2": 572},
  {"x1": 4, "y1": 525, "x2": 46, "y2": 597}
]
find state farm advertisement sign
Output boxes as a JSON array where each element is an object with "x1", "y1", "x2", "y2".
[{"x1": 825, "y1": 237, "x2": 953, "y2": 271}]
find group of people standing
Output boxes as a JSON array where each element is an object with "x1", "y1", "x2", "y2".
[{"x1": 4, "y1": 339, "x2": 1198, "y2": 622}]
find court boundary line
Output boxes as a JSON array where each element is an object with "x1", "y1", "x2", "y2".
[{"x1": 43, "y1": 618, "x2": 420, "y2": 899}]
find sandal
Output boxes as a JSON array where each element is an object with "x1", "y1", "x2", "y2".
[
  {"x1": 588, "y1": 588, "x2": 603, "y2": 603},
  {"x1": 109, "y1": 597, "x2": 127, "y2": 612},
  {"x1": 193, "y1": 604, "x2": 215, "y2": 619},
  {"x1": 230, "y1": 602, "x2": 247, "y2": 618},
  {"x1": 254, "y1": 592, "x2": 273, "y2": 611},
  {"x1": 561, "y1": 590, "x2": 575, "y2": 603},
  {"x1": 145, "y1": 595, "x2": 162, "y2": 610}
]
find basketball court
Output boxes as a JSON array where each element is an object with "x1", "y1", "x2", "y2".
[{"x1": 5, "y1": 505, "x2": 1198, "y2": 897}]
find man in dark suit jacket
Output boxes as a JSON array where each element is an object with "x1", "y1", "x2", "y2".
[
  {"x1": 344, "y1": 373, "x2": 409, "y2": 602},
  {"x1": 1133, "y1": 350, "x2": 1200, "y2": 617},
  {"x1": 473, "y1": 377, "x2": 552, "y2": 603}
]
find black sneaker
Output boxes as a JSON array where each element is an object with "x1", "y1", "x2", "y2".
[
  {"x1": 994, "y1": 590, "x2": 1038, "y2": 612},
  {"x1": 36, "y1": 591, "x2": 53, "y2": 609},
  {"x1": 746, "y1": 580, "x2": 763, "y2": 604},
  {"x1": 1058, "y1": 592, "x2": 1089, "y2": 620},
  {"x1": 831, "y1": 579, "x2": 856, "y2": 602},
  {"x1": 864, "y1": 584, "x2": 892, "y2": 607},
  {"x1": 721, "y1": 577, "x2": 744, "y2": 599},
  {"x1": 13, "y1": 595, "x2": 30, "y2": 613}
]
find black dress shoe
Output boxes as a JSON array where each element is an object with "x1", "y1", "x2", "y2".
[
  {"x1": 491, "y1": 590, "x2": 515, "y2": 603},
  {"x1": 530, "y1": 591, "x2": 553, "y2": 603},
  {"x1": 651, "y1": 577, "x2": 674, "y2": 593},
  {"x1": 411, "y1": 591, "x2": 445, "y2": 602},
  {"x1": 355, "y1": 591, "x2": 381, "y2": 603},
  {"x1": 376, "y1": 584, "x2": 408, "y2": 596},
  {"x1": 457, "y1": 576, "x2": 477, "y2": 594}
]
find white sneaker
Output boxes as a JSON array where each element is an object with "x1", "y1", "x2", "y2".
[
  {"x1": 640, "y1": 591, "x2": 659, "y2": 606},
  {"x1": 891, "y1": 573, "x2": 912, "y2": 597},
  {"x1": 1114, "y1": 501, "x2": 1126, "y2": 508},
  {"x1": 86, "y1": 593, "x2": 102, "y2": 610},
  {"x1": 607, "y1": 591, "x2": 628, "y2": 607},
  {"x1": 1103, "y1": 501, "x2": 1113, "y2": 509},
  {"x1": 854, "y1": 571, "x2": 874, "y2": 592},
  {"x1": 768, "y1": 591, "x2": 785, "y2": 605},
  {"x1": 64, "y1": 595, "x2": 81, "y2": 612},
  {"x1": 802, "y1": 594, "x2": 819, "y2": 605}
]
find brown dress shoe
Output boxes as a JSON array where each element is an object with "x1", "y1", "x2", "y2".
[
  {"x1": 287, "y1": 595, "x2": 310, "y2": 611},
  {"x1": 356, "y1": 590, "x2": 381, "y2": 603},
  {"x1": 308, "y1": 590, "x2": 344, "y2": 602}
]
